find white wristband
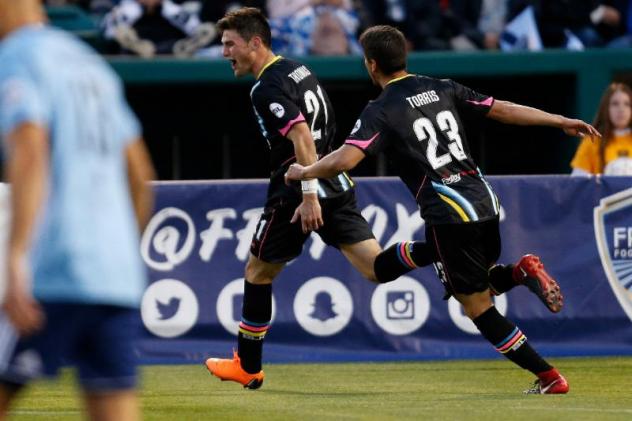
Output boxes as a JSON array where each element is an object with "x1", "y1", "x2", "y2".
[{"x1": 301, "y1": 179, "x2": 319, "y2": 194}]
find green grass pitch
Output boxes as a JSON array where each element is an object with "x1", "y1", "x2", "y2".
[{"x1": 8, "y1": 356, "x2": 632, "y2": 420}]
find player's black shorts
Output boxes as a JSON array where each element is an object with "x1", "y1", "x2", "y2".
[
  {"x1": 250, "y1": 190, "x2": 375, "y2": 263},
  {"x1": 427, "y1": 216, "x2": 501, "y2": 296}
]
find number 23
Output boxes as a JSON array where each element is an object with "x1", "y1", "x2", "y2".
[{"x1": 413, "y1": 110, "x2": 466, "y2": 170}]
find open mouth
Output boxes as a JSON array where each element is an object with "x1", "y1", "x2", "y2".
[{"x1": 230, "y1": 59, "x2": 237, "y2": 69}]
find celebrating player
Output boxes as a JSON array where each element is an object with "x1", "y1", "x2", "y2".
[
  {"x1": 203, "y1": 7, "x2": 449, "y2": 390},
  {"x1": 286, "y1": 25, "x2": 601, "y2": 394}
]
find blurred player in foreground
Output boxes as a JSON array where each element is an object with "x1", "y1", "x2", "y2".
[
  {"x1": 0, "y1": 1, "x2": 155, "y2": 419},
  {"x1": 286, "y1": 25, "x2": 600, "y2": 394}
]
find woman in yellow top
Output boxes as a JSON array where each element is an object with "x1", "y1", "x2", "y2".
[{"x1": 571, "y1": 83, "x2": 632, "y2": 175}]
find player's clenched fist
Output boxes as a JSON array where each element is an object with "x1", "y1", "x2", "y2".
[{"x1": 285, "y1": 163, "x2": 307, "y2": 183}]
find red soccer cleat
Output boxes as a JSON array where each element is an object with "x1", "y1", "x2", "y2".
[
  {"x1": 205, "y1": 351, "x2": 264, "y2": 390},
  {"x1": 524, "y1": 368, "x2": 569, "y2": 394},
  {"x1": 513, "y1": 254, "x2": 564, "y2": 313}
]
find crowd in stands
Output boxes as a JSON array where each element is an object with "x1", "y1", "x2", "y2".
[{"x1": 45, "y1": 0, "x2": 632, "y2": 57}]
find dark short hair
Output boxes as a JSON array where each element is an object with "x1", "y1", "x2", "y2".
[
  {"x1": 359, "y1": 25, "x2": 407, "y2": 75},
  {"x1": 217, "y1": 7, "x2": 271, "y2": 47}
]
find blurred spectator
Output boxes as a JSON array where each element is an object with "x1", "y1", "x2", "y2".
[
  {"x1": 508, "y1": 0, "x2": 626, "y2": 48},
  {"x1": 405, "y1": 0, "x2": 451, "y2": 50},
  {"x1": 103, "y1": 0, "x2": 216, "y2": 57},
  {"x1": 444, "y1": 0, "x2": 509, "y2": 50},
  {"x1": 571, "y1": 83, "x2": 632, "y2": 175},
  {"x1": 270, "y1": 0, "x2": 362, "y2": 56},
  {"x1": 608, "y1": 0, "x2": 632, "y2": 47}
]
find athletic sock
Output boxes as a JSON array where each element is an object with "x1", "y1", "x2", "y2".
[
  {"x1": 472, "y1": 306, "x2": 552, "y2": 375},
  {"x1": 373, "y1": 241, "x2": 435, "y2": 283},
  {"x1": 237, "y1": 280, "x2": 272, "y2": 374},
  {"x1": 488, "y1": 264, "x2": 517, "y2": 295}
]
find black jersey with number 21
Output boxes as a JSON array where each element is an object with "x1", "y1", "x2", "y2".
[
  {"x1": 345, "y1": 75, "x2": 500, "y2": 226},
  {"x1": 251, "y1": 56, "x2": 353, "y2": 201}
]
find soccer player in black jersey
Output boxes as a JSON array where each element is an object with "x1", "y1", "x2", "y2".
[
  {"x1": 286, "y1": 25, "x2": 601, "y2": 394},
  {"x1": 204, "y1": 8, "x2": 438, "y2": 389}
]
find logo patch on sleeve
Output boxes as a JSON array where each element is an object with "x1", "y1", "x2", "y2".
[
  {"x1": 269, "y1": 103, "x2": 285, "y2": 118},
  {"x1": 351, "y1": 119, "x2": 361, "y2": 135}
]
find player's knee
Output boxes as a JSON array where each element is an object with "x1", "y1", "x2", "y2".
[{"x1": 244, "y1": 260, "x2": 277, "y2": 285}]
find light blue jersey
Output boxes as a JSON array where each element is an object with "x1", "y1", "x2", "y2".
[{"x1": 0, "y1": 26, "x2": 146, "y2": 308}]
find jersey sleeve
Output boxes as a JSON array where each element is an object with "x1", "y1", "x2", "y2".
[
  {"x1": 570, "y1": 136, "x2": 599, "y2": 174},
  {"x1": 448, "y1": 79, "x2": 494, "y2": 117},
  {"x1": 251, "y1": 81, "x2": 305, "y2": 138},
  {"x1": 0, "y1": 71, "x2": 50, "y2": 139},
  {"x1": 344, "y1": 104, "x2": 388, "y2": 157}
]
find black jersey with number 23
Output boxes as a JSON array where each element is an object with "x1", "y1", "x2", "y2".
[
  {"x1": 345, "y1": 75, "x2": 500, "y2": 226},
  {"x1": 251, "y1": 56, "x2": 353, "y2": 201}
]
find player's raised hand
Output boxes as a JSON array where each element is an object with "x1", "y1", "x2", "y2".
[
  {"x1": 285, "y1": 163, "x2": 306, "y2": 184},
  {"x1": 561, "y1": 118, "x2": 601, "y2": 139},
  {"x1": 291, "y1": 194, "x2": 324, "y2": 233}
]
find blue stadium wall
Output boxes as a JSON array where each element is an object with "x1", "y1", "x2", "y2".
[{"x1": 138, "y1": 176, "x2": 632, "y2": 364}]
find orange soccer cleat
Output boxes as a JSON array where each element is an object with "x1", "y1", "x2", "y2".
[{"x1": 205, "y1": 351, "x2": 265, "y2": 390}]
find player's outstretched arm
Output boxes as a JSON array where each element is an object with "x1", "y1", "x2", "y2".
[
  {"x1": 125, "y1": 138, "x2": 156, "y2": 231},
  {"x1": 487, "y1": 100, "x2": 601, "y2": 138},
  {"x1": 285, "y1": 144, "x2": 365, "y2": 182}
]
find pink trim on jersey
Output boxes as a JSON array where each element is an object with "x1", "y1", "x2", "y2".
[
  {"x1": 345, "y1": 132, "x2": 380, "y2": 150},
  {"x1": 466, "y1": 97, "x2": 494, "y2": 107},
  {"x1": 279, "y1": 113, "x2": 306, "y2": 136}
]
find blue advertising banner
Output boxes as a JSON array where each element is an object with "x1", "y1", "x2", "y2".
[{"x1": 138, "y1": 176, "x2": 632, "y2": 364}]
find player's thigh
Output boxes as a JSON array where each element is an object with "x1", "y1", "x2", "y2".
[
  {"x1": 245, "y1": 253, "x2": 286, "y2": 284},
  {"x1": 340, "y1": 239, "x2": 382, "y2": 282},
  {"x1": 250, "y1": 199, "x2": 308, "y2": 266},
  {"x1": 75, "y1": 306, "x2": 140, "y2": 393},
  {"x1": 84, "y1": 390, "x2": 139, "y2": 421},
  {"x1": 318, "y1": 191, "x2": 375, "y2": 249},
  {"x1": 429, "y1": 221, "x2": 491, "y2": 295}
]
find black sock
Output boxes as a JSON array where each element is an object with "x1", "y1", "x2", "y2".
[
  {"x1": 237, "y1": 280, "x2": 272, "y2": 374},
  {"x1": 472, "y1": 306, "x2": 552, "y2": 375},
  {"x1": 374, "y1": 241, "x2": 435, "y2": 283},
  {"x1": 488, "y1": 264, "x2": 517, "y2": 295}
]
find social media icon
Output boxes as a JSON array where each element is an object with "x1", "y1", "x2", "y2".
[
  {"x1": 371, "y1": 276, "x2": 429, "y2": 336},
  {"x1": 294, "y1": 277, "x2": 353, "y2": 336},
  {"x1": 141, "y1": 279, "x2": 199, "y2": 338},
  {"x1": 385, "y1": 291, "x2": 415, "y2": 320},
  {"x1": 156, "y1": 297, "x2": 181, "y2": 320},
  {"x1": 309, "y1": 292, "x2": 338, "y2": 322}
]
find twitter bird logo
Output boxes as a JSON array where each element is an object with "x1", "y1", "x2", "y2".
[{"x1": 156, "y1": 297, "x2": 181, "y2": 320}]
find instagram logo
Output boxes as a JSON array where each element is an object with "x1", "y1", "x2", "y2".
[
  {"x1": 371, "y1": 276, "x2": 430, "y2": 335},
  {"x1": 386, "y1": 291, "x2": 415, "y2": 320}
]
